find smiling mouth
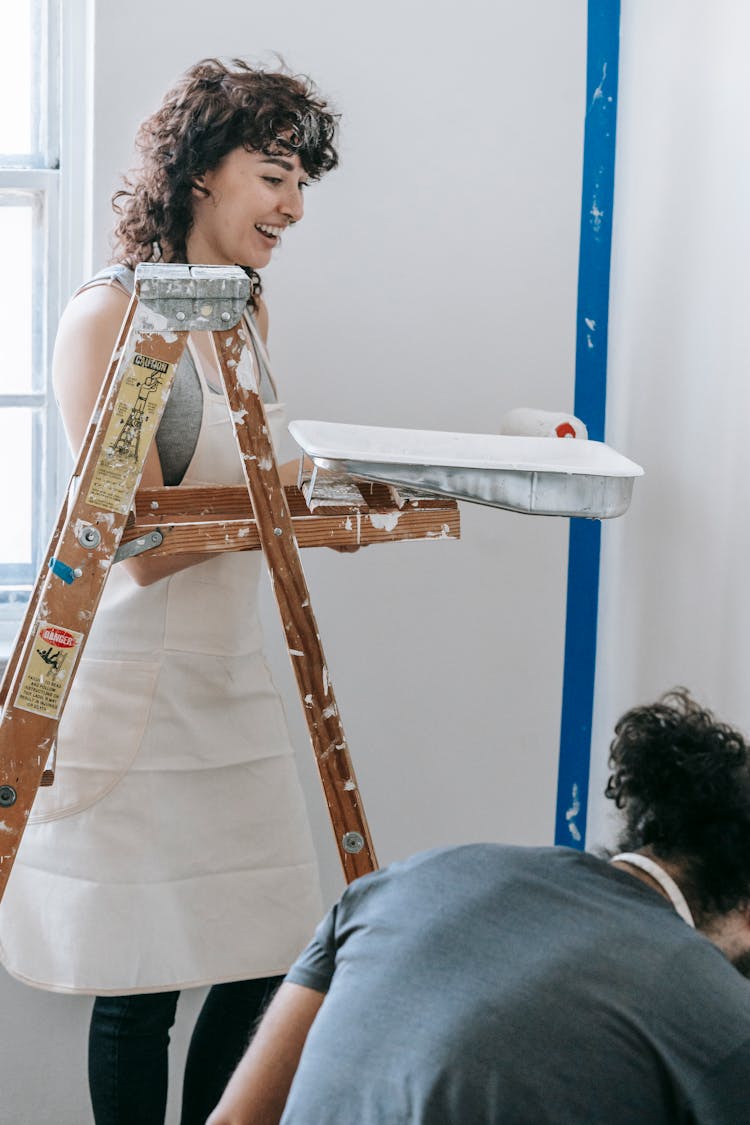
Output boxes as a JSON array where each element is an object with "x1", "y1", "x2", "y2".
[{"x1": 255, "y1": 223, "x2": 284, "y2": 241}]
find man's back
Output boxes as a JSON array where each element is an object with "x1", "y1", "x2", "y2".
[{"x1": 282, "y1": 844, "x2": 750, "y2": 1123}]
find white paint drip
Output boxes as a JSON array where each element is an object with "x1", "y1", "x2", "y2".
[
  {"x1": 259, "y1": 456, "x2": 273, "y2": 472},
  {"x1": 235, "y1": 348, "x2": 258, "y2": 392},
  {"x1": 589, "y1": 62, "x2": 607, "y2": 110},
  {"x1": 289, "y1": 649, "x2": 304, "y2": 657},
  {"x1": 231, "y1": 408, "x2": 248, "y2": 425},
  {"x1": 428, "y1": 523, "x2": 453, "y2": 539},
  {"x1": 0, "y1": 822, "x2": 13, "y2": 834},
  {"x1": 566, "y1": 783, "x2": 582, "y2": 843},
  {"x1": 95, "y1": 512, "x2": 116, "y2": 530},
  {"x1": 345, "y1": 517, "x2": 353, "y2": 531},
  {"x1": 322, "y1": 666, "x2": 329, "y2": 695},
  {"x1": 237, "y1": 527, "x2": 250, "y2": 538},
  {"x1": 584, "y1": 318, "x2": 596, "y2": 331},
  {"x1": 344, "y1": 780, "x2": 356, "y2": 791},
  {"x1": 369, "y1": 511, "x2": 401, "y2": 532},
  {"x1": 304, "y1": 694, "x2": 313, "y2": 706},
  {"x1": 322, "y1": 703, "x2": 337, "y2": 719}
]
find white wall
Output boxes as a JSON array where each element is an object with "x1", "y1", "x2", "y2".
[
  {"x1": 587, "y1": 0, "x2": 750, "y2": 849},
  {"x1": 0, "y1": 1, "x2": 586, "y2": 1120},
  {"x1": 87, "y1": 0, "x2": 586, "y2": 885}
]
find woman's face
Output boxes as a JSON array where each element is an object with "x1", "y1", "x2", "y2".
[{"x1": 186, "y1": 147, "x2": 308, "y2": 268}]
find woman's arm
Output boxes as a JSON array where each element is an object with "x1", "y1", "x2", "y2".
[
  {"x1": 52, "y1": 284, "x2": 216, "y2": 587},
  {"x1": 206, "y1": 982, "x2": 325, "y2": 1125}
]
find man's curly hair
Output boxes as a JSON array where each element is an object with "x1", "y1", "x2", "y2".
[
  {"x1": 111, "y1": 58, "x2": 339, "y2": 306},
  {"x1": 606, "y1": 688, "x2": 750, "y2": 918}
]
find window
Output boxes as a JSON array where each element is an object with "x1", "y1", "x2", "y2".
[{"x1": 0, "y1": 1, "x2": 74, "y2": 656}]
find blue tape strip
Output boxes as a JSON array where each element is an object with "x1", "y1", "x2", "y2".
[
  {"x1": 48, "y1": 557, "x2": 77, "y2": 585},
  {"x1": 555, "y1": 0, "x2": 620, "y2": 849}
]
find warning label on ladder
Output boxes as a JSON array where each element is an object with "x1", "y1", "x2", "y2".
[
  {"x1": 16, "y1": 624, "x2": 85, "y2": 719},
  {"x1": 86, "y1": 353, "x2": 176, "y2": 514}
]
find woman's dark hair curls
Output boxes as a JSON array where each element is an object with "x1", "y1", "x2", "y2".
[
  {"x1": 606, "y1": 688, "x2": 750, "y2": 916},
  {"x1": 111, "y1": 58, "x2": 339, "y2": 305}
]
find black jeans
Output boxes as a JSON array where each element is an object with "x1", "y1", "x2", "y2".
[{"x1": 88, "y1": 976, "x2": 283, "y2": 1125}]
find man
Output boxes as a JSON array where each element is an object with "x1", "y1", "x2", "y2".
[{"x1": 208, "y1": 690, "x2": 750, "y2": 1123}]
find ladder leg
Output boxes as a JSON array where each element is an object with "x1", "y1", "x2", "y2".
[
  {"x1": 212, "y1": 326, "x2": 378, "y2": 883},
  {"x1": 0, "y1": 300, "x2": 188, "y2": 901}
]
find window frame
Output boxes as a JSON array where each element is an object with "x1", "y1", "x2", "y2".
[{"x1": 0, "y1": 0, "x2": 90, "y2": 655}]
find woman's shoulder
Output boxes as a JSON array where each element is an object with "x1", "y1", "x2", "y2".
[{"x1": 75, "y1": 263, "x2": 135, "y2": 297}]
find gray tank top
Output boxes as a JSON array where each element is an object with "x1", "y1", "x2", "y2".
[{"x1": 82, "y1": 264, "x2": 277, "y2": 485}]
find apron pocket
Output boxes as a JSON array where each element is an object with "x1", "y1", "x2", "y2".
[{"x1": 28, "y1": 658, "x2": 160, "y2": 822}]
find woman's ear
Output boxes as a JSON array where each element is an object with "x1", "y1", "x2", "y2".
[{"x1": 191, "y1": 175, "x2": 210, "y2": 199}]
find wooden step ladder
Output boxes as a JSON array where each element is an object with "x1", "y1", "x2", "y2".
[{"x1": 0, "y1": 264, "x2": 459, "y2": 900}]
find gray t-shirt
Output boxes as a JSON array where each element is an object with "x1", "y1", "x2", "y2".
[{"x1": 283, "y1": 844, "x2": 750, "y2": 1124}]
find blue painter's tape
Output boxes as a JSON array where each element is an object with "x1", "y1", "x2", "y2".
[
  {"x1": 555, "y1": 0, "x2": 620, "y2": 849},
  {"x1": 48, "y1": 557, "x2": 77, "y2": 585}
]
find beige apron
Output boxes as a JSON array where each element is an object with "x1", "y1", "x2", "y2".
[{"x1": 0, "y1": 331, "x2": 323, "y2": 994}]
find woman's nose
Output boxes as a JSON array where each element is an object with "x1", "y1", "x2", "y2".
[{"x1": 282, "y1": 185, "x2": 304, "y2": 223}]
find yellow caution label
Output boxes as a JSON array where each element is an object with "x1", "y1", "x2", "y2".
[
  {"x1": 86, "y1": 353, "x2": 176, "y2": 514},
  {"x1": 16, "y1": 624, "x2": 85, "y2": 719}
]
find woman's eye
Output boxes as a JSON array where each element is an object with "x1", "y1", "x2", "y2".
[{"x1": 262, "y1": 176, "x2": 283, "y2": 186}]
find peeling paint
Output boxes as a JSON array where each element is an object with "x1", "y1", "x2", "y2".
[
  {"x1": 589, "y1": 62, "x2": 607, "y2": 112},
  {"x1": 235, "y1": 349, "x2": 258, "y2": 391},
  {"x1": 369, "y1": 511, "x2": 401, "y2": 532},
  {"x1": 566, "y1": 783, "x2": 582, "y2": 843}
]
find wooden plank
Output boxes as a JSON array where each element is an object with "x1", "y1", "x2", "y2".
[{"x1": 119, "y1": 484, "x2": 460, "y2": 557}]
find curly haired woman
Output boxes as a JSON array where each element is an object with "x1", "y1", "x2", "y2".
[{"x1": 0, "y1": 57, "x2": 338, "y2": 1125}]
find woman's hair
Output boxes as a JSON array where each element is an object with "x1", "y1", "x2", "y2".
[
  {"x1": 111, "y1": 57, "x2": 339, "y2": 304},
  {"x1": 606, "y1": 688, "x2": 750, "y2": 917}
]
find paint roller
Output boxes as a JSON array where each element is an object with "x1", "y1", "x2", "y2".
[{"x1": 500, "y1": 407, "x2": 588, "y2": 440}]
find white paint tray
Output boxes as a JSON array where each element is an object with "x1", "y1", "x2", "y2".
[{"x1": 288, "y1": 420, "x2": 643, "y2": 519}]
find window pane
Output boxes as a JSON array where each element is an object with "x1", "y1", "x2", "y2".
[
  {"x1": 0, "y1": 409, "x2": 32, "y2": 572},
  {"x1": 0, "y1": 200, "x2": 33, "y2": 393},
  {"x1": 0, "y1": 0, "x2": 32, "y2": 154}
]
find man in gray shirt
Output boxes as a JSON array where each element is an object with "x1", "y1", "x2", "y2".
[{"x1": 209, "y1": 690, "x2": 750, "y2": 1123}]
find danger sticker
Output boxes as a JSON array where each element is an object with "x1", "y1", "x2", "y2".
[
  {"x1": 86, "y1": 352, "x2": 176, "y2": 514},
  {"x1": 15, "y1": 623, "x2": 85, "y2": 719}
]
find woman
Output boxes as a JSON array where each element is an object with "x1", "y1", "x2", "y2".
[{"x1": 0, "y1": 57, "x2": 338, "y2": 1124}]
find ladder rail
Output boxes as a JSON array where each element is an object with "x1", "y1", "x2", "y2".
[
  {"x1": 0, "y1": 296, "x2": 188, "y2": 898},
  {"x1": 212, "y1": 324, "x2": 378, "y2": 881}
]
